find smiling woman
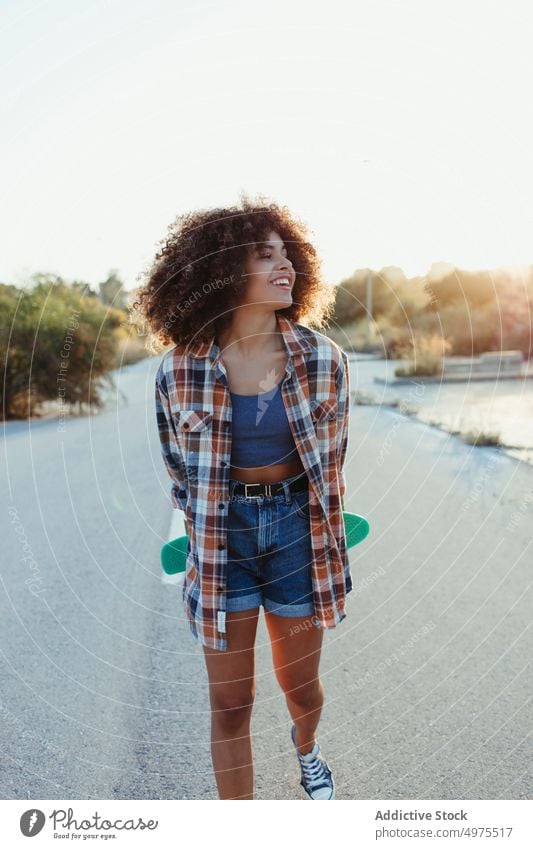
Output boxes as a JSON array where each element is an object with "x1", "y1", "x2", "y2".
[
  {"x1": 133, "y1": 190, "x2": 335, "y2": 350},
  {"x1": 137, "y1": 191, "x2": 351, "y2": 802}
]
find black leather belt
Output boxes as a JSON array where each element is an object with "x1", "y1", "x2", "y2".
[{"x1": 230, "y1": 474, "x2": 308, "y2": 498}]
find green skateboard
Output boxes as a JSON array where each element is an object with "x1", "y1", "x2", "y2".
[{"x1": 161, "y1": 511, "x2": 370, "y2": 575}]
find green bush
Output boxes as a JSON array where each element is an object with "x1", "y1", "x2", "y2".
[
  {"x1": 0, "y1": 276, "x2": 129, "y2": 419},
  {"x1": 394, "y1": 333, "x2": 451, "y2": 377}
]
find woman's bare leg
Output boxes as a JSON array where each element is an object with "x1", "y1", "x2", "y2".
[
  {"x1": 202, "y1": 607, "x2": 260, "y2": 799},
  {"x1": 264, "y1": 612, "x2": 324, "y2": 754}
]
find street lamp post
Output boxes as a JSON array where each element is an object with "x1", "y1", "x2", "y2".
[{"x1": 366, "y1": 270, "x2": 373, "y2": 347}]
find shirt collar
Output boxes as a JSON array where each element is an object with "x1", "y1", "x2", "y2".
[{"x1": 186, "y1": 314, "x2": 312, "y2": 363}]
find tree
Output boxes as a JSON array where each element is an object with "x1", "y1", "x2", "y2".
[
  {"x1": 1, "y1": 278, "x2": 123, "y2": 419},
  {"x1": 99, "y1": 269, "x2": 127, "y2": 308}
]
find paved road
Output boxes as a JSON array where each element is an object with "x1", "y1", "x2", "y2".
[{"x1": 1, "y1": 356, "x2": 531, "y2": 799}]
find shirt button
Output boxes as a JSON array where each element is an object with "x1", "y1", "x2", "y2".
[
  {"x1": 221, "y1": 461, "x2": 227, "y2": 467},
  {"x1": 218, "y1": 503, "x2": 224, "y2": 509},
  {"x1": 182, "y1": 422, "x2": 189, "y2": 429},
  {"x1": 218, "y1": 543, "x2": 225, "y2": 550}
]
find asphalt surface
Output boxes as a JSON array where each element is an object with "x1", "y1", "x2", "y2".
[{"x1": 1, "y1": 356, "x2": 531, "y2": 800}]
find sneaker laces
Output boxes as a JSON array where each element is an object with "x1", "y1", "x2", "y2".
[{"x1": 298, "y1": 748, "x2": 330, "y2": 790}]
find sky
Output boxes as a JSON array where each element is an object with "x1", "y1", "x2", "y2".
[{"x1": 1, "y1": 0, "x2": 533, "y2": 291}]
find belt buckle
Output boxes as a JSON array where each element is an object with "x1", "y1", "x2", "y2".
[{"x1": 244, "y1": 482, "x2": 271, "y2": 498}]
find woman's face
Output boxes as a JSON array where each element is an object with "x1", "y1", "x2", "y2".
[{"x1": 240, "y1": 229, "x2": 296, "y2": 310}]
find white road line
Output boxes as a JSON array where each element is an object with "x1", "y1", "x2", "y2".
[{"x1": 160, "y1": 508, "x2": 187, "y2": 586}]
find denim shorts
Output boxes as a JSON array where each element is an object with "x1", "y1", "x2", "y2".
[{"x1": 225, "y1": 471, "x2": 318, "y2": 620}]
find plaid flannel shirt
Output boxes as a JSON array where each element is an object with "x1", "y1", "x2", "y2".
[{"x1": 155, "y1": 314, "x2": 351, "y2": 651}]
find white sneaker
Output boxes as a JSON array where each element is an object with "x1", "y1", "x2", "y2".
[{"x1": 291, "y1": 724, "x2": 335, "y2": 800}]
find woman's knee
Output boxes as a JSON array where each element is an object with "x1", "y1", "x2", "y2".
[
  {"x1": 209, "y1": 685, "x2": 256, "y2": 729},
  {"x1": 277, "y1": 675, "x2": 323, "y2": 708}
]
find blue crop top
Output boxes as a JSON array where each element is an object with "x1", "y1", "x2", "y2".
[{"x1": 229, "y1": 379, "x2": 299, "y2": 468}]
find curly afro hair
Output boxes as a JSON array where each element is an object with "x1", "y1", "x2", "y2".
[{"x1": 132, "y1": 191, "x2": 336, "y2": 351}]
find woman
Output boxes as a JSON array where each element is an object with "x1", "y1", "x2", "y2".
[{"x1": 135, "y1": 193, "x2": 352, "y2": 801}]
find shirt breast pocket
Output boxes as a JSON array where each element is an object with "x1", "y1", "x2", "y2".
[
  {"x1": 177, "y1": 409, "x2": 213, "y2": 433},
  {"x1": 175, "y1": 409, "x2": 214, "y2": 484}
]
